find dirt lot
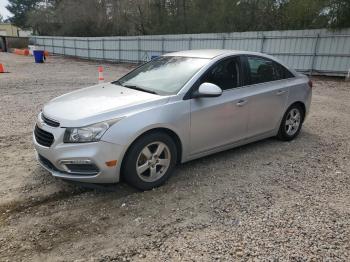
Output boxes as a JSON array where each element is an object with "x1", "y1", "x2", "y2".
[{"x1": 0, "y1": 52, "x2": 349, "y2": 261}]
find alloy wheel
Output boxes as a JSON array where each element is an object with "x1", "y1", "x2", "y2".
[
  {"x1": 285, "y1": 108, "x2": 301, "y2": 136},
  {"x1": 136, "y1": 141, "x2": 171, "y2": 182}
]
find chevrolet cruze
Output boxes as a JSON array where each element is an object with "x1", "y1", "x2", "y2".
[{"x1": 33, "y1": 50, "x2": 312, "y2": 190}]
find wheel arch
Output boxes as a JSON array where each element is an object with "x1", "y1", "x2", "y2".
[
  {"x1": 120, "y1": 127, "x2": 183, "y2": 179},
  {"x1": 288, "y1": 101, "x2": 306, "y2": 122}
]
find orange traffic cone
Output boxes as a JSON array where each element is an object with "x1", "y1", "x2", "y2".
[
  {"x1": 0, "y1": 63, "x2": 5, "y2": 73},
  {"x1": 98, "y1": 66, "x2": 104, "y2": 83}
]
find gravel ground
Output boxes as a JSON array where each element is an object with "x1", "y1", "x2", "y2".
[{"x1": 0, "y1": 53, "x2": 349, "y2": 261}]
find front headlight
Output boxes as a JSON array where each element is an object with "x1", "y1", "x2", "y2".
[{"x1": 63, "y1": 119, "x2": 121, "y2": 143}]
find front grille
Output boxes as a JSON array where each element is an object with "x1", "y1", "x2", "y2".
[
  {"x1": 42, "y1": 114, "x2": 60, "y2": 127},
  {"x1": 65, "y1": 164, "x2": 99, "y2": 175},
  {"x1": 34, "y1": 125, "x2": 54, "y2": 147}
]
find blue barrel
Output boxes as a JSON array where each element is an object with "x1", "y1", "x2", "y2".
[{"x1": 33, "y1": 50, "x2": 45, "y2": 63}]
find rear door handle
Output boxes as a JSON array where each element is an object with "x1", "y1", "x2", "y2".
[
  {"x1": 236, "y1": 99, "x2": 248, "y2": 107},
  {"x1": 276, "y1": 90, "x2": 286, "y2": 96}
]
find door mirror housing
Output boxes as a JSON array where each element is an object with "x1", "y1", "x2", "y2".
[{"x1": 192, "y1": 83, "x2": 223, "y2": 98}]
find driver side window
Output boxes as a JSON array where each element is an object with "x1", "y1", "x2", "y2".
[{"x1": 202, "y1": 58, "x2": 241, "y2": 91}]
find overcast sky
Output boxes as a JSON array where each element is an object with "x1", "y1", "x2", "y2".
[{"x1": 0, "y1": 0, "x2": 11, "y2": 19}]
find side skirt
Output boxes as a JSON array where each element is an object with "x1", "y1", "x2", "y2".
[{"x1": 183, "y1": 130, "x2": 278, "y2": 163}]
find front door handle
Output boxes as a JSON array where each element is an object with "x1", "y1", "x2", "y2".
[
  {"x1": 276, "y1": 90, "x2": 286, "y2": 96},
  {"x1": 236, "y1": 99, "x2": 248, "y2": 107}
]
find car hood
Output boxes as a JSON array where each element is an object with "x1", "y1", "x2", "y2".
[{"x1": 42, "y1": 83, "x2": 168, "y2": 127}]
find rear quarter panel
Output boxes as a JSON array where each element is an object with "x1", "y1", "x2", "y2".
[{"x1": 286, "y1": 75, "x2": 312, "y2": 117}]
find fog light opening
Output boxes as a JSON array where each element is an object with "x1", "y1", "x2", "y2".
[
  {"x1": 59, "y1": 159, "x2": 99, "y2": 175},
  {"x1": 60, "y1": 159, "x2": 92, "y2": 165}
]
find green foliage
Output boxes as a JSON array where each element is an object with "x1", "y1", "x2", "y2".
[
  {"x1": 6, "y1": 0, "x2": 40, "y2": 28},
  {"x1": 327, "y1": 0, "x2": 350, "y2": 28},
  {"x1": 6, "y1": 0, "x2": 350, "y2": 36}
]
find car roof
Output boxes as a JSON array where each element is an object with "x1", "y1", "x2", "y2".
[
  {"x1": 163, "y1": 49, "x2": 298, "y2": 76},
  {"x1": 163, "y1": 49, "x2": 265, "y2": 59}
]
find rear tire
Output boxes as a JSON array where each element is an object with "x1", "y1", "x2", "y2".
[
  {"x1": 277, "y1": 104, "x2": 304, "y2": 141},
  {"x1": 122, "y1": 132, "x2": 177, "y2": 191}
]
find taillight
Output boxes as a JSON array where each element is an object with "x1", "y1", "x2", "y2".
[{"x1": 308, "y1": 80, "x2": 313, "y2": 88}]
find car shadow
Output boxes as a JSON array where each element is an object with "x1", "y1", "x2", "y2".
[{"x1": 172, "y1": 129, "x2": 321, "y2": 181}]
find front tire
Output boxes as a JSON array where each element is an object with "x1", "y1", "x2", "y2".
[
  {"x1": 122, "y1": 132, "x2": 177, "y2": 191},
  {"x1": 277, "y1": 104, "x2": 304, "y2": 141}
]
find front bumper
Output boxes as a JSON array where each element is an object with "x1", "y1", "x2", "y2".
[{"x1": 33, "y1": 121, "x2": 126, "y2": 183}]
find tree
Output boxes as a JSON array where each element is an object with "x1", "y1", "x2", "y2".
[
  {"x1": 327, "y1": 0, "x2": 350, "y2": 28},
  {"x1": 11, "y1": 0, "x2": 350, "y2": 36},
  {"x1": 6, "y1": 0, "x2": 40, "y2": 28}
]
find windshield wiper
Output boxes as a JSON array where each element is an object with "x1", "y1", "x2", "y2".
[
  {"x1": 113, "y1": 80, "x2": 123, "y2": 86},
  {"x1": 122, "y1": 84, "x2": 158, "y2": 95},
  {"x1": 112, "y1": 81, "x2": 158, "y2": 95}
]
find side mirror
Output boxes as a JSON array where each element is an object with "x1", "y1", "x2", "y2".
[{"x1": 192, "y1": 83, "x2": 223, "y2": 98}]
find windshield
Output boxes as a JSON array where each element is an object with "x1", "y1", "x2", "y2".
[{"x1": 115, "y1": 56, "x2": 210, "y2": 95}]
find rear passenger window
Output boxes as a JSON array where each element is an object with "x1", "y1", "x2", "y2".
[
  {"x1": 274, "y1": 62, "x2": 294, "y2": 80},
  {"x1": 247, "y1": 56, "x2": 277, "y2": 84},
  {"x1": 246, "y1": 56, "x2": 294, "y2": 85}
]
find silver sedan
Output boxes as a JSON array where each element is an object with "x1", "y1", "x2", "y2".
[{"x1": 33, "y1": 50, "x2": 312, "y2": 190}]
